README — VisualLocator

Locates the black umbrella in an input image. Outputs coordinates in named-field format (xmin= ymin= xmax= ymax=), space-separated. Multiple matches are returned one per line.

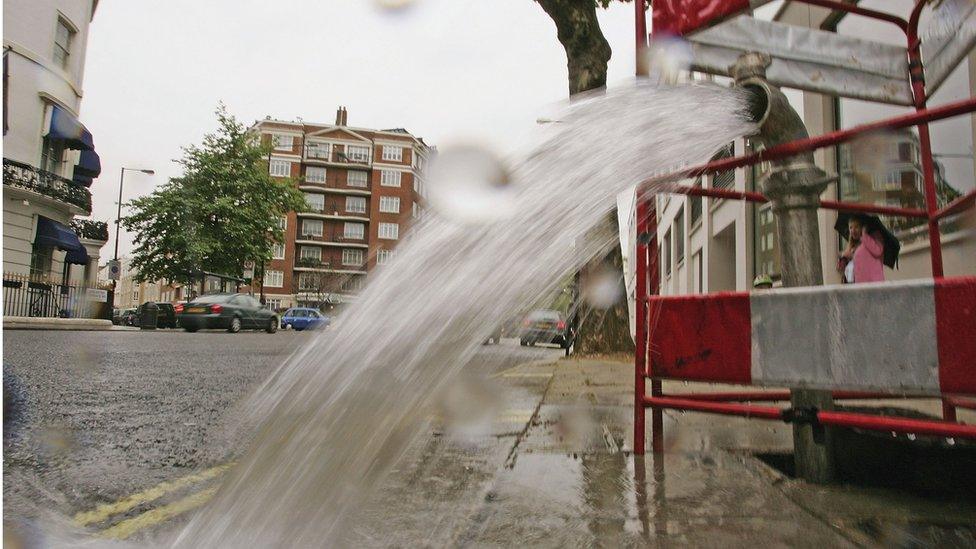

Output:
xmin=833 ymin=212 xmax=901 ymax=269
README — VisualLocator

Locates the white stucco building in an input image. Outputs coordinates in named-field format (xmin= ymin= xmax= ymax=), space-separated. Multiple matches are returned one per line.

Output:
xmin=645 ymin=1 xmax=975 ymax=300
xmin=3 ymin=0 xmax=106 ymax=299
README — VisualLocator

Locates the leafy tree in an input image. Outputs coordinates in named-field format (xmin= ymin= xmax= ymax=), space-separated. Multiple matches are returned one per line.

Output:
xmin=123 ymin=105 xmax=305 ymax=284
xmin=535 ymin=0 xmax=638 ymax=354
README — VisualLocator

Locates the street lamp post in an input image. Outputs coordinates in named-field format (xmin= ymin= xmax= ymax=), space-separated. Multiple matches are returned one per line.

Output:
xmin=113 ymin=167 xmax=154 ymax=298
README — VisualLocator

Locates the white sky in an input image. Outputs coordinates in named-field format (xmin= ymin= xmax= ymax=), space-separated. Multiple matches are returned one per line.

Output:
xmin=82 ymin=0 xmax=639 ymax=259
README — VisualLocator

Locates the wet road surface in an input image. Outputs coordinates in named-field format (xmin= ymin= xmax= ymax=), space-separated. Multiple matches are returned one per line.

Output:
xmin=5 ymin=330 xmax=975 ymax=546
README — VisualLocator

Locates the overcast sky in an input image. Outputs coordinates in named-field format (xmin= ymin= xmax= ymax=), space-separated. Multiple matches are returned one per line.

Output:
xmin=81 ymin=1 xmax=972 ymax=260
xmin=82 ymin=0 xmax=641 ymax=259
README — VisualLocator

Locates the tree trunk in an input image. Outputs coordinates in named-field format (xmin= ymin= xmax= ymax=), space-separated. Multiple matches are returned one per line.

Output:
xmin=536 ymin=0 xmax=632 ymax=355
xmin=536 ymin=0 xmax=612 ymax=95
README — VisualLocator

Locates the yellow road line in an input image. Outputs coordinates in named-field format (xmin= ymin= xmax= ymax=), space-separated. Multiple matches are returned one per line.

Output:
xmin=501 ymin=372 xmax=554 ymax=379
xmin=490 ymin=359 xmax=558 ymax=379
xmin=73 ymin=463 xmax=231 ymax=527
xmin=98 ymin=486 xmax=218 ymax=540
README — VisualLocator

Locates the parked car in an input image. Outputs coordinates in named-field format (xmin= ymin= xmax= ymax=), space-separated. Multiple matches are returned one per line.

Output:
xmin=133 ymin=302 xmax=179 ymax=329
xmin=483 ymin=326 xmax=503 ymax=345
xmin=117 ymin=308 xmax=138 ymax=326
xmin=519 ymin=309 xmax=571 ymax=349
xmin=177 ymin=293 xmax=278 ymax=333
xmin=280 ymin=307 xmax=330 ymax=331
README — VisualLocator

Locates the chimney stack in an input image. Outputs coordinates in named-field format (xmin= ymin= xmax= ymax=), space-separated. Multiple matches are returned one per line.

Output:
xmin=335 ymin=106 xmax=348 ymax=126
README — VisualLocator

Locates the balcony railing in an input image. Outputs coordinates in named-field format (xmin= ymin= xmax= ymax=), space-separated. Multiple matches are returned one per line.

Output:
xmin=305 ymin=149 xmax=371 ymax=166
xmin=3 ymin=158 xmax=92 ymax=213
xmin=70 ymin=219 xmax=109 ymax=241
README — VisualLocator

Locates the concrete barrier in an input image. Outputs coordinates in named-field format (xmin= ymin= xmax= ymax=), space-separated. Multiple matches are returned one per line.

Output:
xmin=4 ymin=317 xmax=114 ymax=331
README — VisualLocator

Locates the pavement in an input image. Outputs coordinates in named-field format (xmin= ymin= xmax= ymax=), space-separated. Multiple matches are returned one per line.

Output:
xmin=4 ymin=331 xmax=975 ymax=547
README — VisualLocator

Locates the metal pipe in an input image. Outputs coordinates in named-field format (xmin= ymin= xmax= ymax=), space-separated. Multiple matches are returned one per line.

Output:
xmin=634 ymin=195 xmax=649 ymax=455
xmin=675 ymin=390 xmax=928 ymax=402
xmin=635 ymin=0 xmax=647 ymax=75
xmin=638 ymin=97 xmax=976 ymax=188
xmin=646 ymin=396 xmax=976 ymax=439
xmin=671 ymin=185 xmax=930 ymax=219
xmin=792 ymin=0 xmax=909 ymax=34
xmin=933 ymin=189 xmax=976 ymax=221
xmin=644 ymin=396 xmax=785 ymax=420
xmin=816 ymin=409 xmax=976 ymax=439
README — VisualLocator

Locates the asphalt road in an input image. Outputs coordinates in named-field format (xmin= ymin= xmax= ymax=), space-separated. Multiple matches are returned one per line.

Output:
xmin=2 ymin=328 xmax=559 ymax=543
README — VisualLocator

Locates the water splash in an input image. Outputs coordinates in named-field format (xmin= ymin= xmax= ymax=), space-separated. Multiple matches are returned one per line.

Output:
xmin=172 ymin=82 xmax=755 ymax=547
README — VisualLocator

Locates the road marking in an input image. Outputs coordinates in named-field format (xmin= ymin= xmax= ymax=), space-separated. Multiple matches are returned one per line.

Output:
xmin=496 ymin=409 xmax=535 ymax=424
xmin=98 ymin=486 xmax=218 ymax=540
xmin=501 ymin=372 xmax=554 ymax=379
xmin=490 ymin=359 xmax=559 ymax=379
xmin=73 ymin=463 xmax=231 ymax=527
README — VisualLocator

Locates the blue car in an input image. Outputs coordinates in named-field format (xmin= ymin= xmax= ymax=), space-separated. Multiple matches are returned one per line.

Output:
xmin=281 ymin=307 xmax=330 ymax=331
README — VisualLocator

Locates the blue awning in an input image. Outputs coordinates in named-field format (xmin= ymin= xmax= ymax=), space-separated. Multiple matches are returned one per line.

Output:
xmin=72 ymin=173 xmax=94 ymax=187
xmin=74 ymin=149 xmax=101 ymax=178
xmin=35 ymin=216 xmax=89 ymax=265
xmin=47 ymin=105 xmax=94 ymax=151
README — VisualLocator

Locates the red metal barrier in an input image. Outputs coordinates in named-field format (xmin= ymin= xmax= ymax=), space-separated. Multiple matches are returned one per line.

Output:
xmin=634 ymin=0 xmax=976 ymax=454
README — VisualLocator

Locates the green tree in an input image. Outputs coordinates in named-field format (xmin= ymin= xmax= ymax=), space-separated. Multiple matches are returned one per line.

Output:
xmin=123 ymin=105 xmax=305 ymax=284
xmin=536 ymin=0 xmax=638 ymax=354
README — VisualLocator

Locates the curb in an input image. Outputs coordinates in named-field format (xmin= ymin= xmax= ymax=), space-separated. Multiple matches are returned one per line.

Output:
xmin=3 ymin=317 xmax=114 ymax=331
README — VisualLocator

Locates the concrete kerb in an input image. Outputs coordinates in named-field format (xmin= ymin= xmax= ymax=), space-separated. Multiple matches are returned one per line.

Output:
xmin=4 ymin=317 xmax=114 ymax=331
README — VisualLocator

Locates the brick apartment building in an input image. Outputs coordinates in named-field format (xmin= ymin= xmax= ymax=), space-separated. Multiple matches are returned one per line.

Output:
xmin=252 ymin=107 xmax=431 ymax=311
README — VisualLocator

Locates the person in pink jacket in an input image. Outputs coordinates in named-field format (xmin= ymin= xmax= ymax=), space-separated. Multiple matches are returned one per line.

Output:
xmin=838 ymin=216 xmax=885 ymax=283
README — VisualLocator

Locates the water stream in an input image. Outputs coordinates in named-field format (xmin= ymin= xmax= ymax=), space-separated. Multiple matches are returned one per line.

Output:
xmin=170 ymin=82 xmax=756 ymax=547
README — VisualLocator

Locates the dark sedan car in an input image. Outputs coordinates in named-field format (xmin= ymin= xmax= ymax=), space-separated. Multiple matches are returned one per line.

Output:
xmin=177 ymin=293 xmax=278 ymax=333
xmin=519 ymin=309 xmax=571 ymax=349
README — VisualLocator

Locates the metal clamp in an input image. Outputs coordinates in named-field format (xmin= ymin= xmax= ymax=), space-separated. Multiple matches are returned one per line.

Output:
xmin=782 ymin=406 xmax=826 ymax=444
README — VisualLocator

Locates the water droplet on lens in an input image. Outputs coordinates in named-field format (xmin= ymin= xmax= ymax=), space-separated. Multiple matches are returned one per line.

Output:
xmin=373 ymin=0 xmax=418 ymax=13
xmin=640 ymin=37 xmax=693 ymax=84
xmin=426 ymin=144 xmax=516 ymax=224
xmin=947 ymin=438 xmax=956 ymax=446
xmin=582 ymin=262 xmax=623 ymax=309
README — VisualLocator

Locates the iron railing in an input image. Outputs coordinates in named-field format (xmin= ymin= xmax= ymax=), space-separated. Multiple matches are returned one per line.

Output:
xmin=3 ymin=158 xmax=92 ymax=213
xmin=2 ymin=272 xmax=110 ymax=319
xmin=70 ymin=218 xmax=109 ymax=241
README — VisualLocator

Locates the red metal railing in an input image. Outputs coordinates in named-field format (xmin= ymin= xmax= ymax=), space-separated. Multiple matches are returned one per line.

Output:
xmin=633 ymin=0 xmax=976 ymax=454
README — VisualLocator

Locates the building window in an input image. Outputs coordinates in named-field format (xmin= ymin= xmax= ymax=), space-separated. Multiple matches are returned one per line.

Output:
xmin=379 ymin=196 xmax=400 ymax=213
xmin=414 ymin=154 xmax=425 ymax=171
xmin=380 ymin=170 xmax=401 ymax=187
xmin=344 ymin=222 xmax=365 ymax=240
xmin=298 ymin=273 xmax=319 ymax=291
xmin=342 ymin=249 xmax=364 ymax=266
xmin=273 ymin=134 xmax=294 ymax=151
xmin=378 ymin=222 xmax=399 ymax=240
xmin=872 ymin=171 xmax=901 ymax=191
xmin=382 ymin=146 xmax=403 ymax=161
xmin=412 ymin=202 xmax=418 ymax=218
xmin=302 ymin=219 xmax=323 ymax=237
xmin=300 ymin=246 xmax=321 ymax=261
xmin=347 ymin=171 xmax=368 ymax=187
xmin=663 ymin=229 xmax=672 ymax=277
xmin=271 ymin=242 xmax=285 ymax=259
xmin=306 ymin=167 xmax=326 ymax=183
xmin=29 ymin=242 xmax=53 ymax=277
xmin=40 ymin=134 xmax=65 ymax=174
xmin=277 ymin=216 xmax=288 ymax=230
xmin=270 ymin=159 xmax=291 ymax=177
xmin=346 ymin=196 xmax=366 ymax=214
xmin=345 ymin=145 xmax=370 ymax=162
xmin=266 ymin=298 xmax=282 ymax=311
xmin=377 ymin=249 xmax=394 ymax=265
xmin=675 ymin=210 xmax=684 ymax=264
xmin=53 ymin=18 xmax=74 ymax=69
xmin=304 ymin=192 xmax=324 ymax=212
xmin=264 ymin=270 xmax=283 ymax=288
xmin=307 ymin=142 xmax=329 ymax=159
xmin=341 ymin=276 xmax=365 ymax=293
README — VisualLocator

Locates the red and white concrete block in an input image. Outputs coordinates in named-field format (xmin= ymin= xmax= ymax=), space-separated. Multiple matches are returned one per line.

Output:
xmin=647 ymin=277 xmax=976 ymax=396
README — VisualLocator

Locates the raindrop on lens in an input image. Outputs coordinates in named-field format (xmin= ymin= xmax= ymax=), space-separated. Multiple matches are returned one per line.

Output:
xmin=426 ymin=144 xmax=516 ymax=224
xmin=639 ymin=37 xmax=693 ymax=83
xmin=947 ymin=438 xmax=956 ymax=446
xmin=372 ymin=0 xmax=418 ymax=14
xmin=583 ymin=262 xmax=623 ymax=309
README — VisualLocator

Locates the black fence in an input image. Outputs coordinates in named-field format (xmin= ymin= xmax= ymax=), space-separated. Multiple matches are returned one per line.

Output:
xmin=2 ymin=273 xmax=112 ymax=319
